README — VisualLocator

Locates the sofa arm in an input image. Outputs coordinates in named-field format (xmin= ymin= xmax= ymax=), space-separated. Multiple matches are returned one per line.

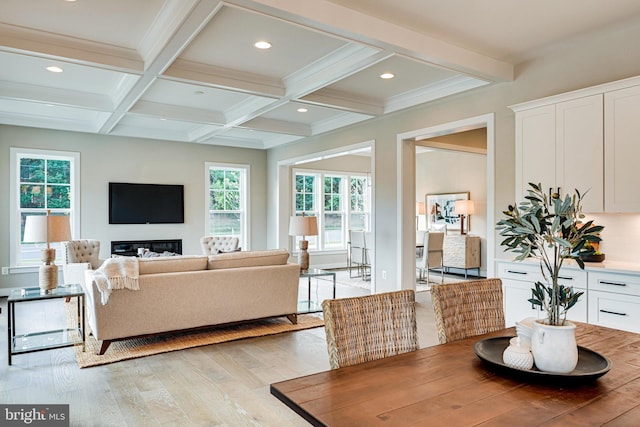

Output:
xmin=63 ymin=262 xmax=91 ymax=286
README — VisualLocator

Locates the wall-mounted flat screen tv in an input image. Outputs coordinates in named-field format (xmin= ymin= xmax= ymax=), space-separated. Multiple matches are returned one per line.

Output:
xmin=109 ymin=182 xmax=184 ymax=224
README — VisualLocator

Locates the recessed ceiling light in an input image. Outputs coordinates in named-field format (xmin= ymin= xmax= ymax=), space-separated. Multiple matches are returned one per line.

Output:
xmin=380 ymin=72 xmax=395 ymax=79
xmin=46 ymin=66 xmax=63 ymax=73
xmin=254 ymin=41 xmax=272 ymax=50
xmin=297 ymin=108 xmax=308 ymax=113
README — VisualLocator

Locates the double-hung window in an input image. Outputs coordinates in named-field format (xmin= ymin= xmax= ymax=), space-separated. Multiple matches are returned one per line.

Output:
xmin=205 ymin=163 xmax=249 ymax=249
xmin=293 ymin=169 xmax=370 ymax=252
xmin=10 ymin=148 xmax=79 ymax=268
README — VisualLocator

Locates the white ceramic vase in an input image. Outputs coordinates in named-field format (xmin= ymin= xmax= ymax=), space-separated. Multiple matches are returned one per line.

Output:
xmin=531 ymin=319 xmax=578 ymax=373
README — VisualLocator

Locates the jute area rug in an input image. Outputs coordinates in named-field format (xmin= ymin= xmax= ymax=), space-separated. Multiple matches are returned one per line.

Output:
xmin=66 ymin=299 xmax=324 ymax=368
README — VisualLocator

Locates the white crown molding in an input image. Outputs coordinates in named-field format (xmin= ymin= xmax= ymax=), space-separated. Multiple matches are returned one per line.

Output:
xmin=311 ymin=111 xmax=372 ymax=135
xmin=128 ymin=100 xmax=227 ymax=125
xmin=164 ymin=60 xmax=285 ymax=97
xmin=0 ymin=81 xmax=113 ymax=111
xmin=385 ymin=75 xmax=488 ymax=114
xmin=509 ymin=74 xmax=640 ymax=111
xmin=240 ymin=116 xmax=311 ymax=136
xmin=0 ymin=24 xmax=143 ymax=72
xmin=301 ymin=88 xmax=383 ymax=116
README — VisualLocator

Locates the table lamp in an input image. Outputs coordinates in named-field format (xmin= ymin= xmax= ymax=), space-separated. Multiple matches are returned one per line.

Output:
xmin=289 ymin=213 xmax=318 ymax=273
xmin=23 ymin=211 xmax=71 ymax=294
xmin=454 ymin=200 xmax=475 ymax=235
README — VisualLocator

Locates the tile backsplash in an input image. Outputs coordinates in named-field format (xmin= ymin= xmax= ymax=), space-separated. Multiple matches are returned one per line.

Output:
xmin=587 ymin=214 xmax=640 ymax=263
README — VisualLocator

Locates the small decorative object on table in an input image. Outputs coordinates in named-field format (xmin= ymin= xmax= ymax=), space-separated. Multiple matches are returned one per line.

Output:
xmin=497 ymin=183 xmax=604 ymax=373
xmin=502 ymin=337 xmax=534 ymax=370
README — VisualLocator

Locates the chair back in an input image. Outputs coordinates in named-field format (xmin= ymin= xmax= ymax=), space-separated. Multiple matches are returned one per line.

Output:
xmin=349 ymin=231 xmax=365 ymax=263
xmin=200 ymin=236 xmax=240 ymax=255
xmin=417 ymin=231 xmax=444 ymax=269
xmin=322 ymin=290 xmax=419 ymax=369
xmin=62 ymin=240 xmax=102 ymax=269
xmin=427 ymin=231 xmax=444 ymax=266
xmin=431 ymin=278 xmax=505 ymax=344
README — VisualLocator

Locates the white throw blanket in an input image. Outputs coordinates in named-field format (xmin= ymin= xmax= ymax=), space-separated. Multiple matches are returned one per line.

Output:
xmin=92 ymin=257 xmax=139 ymax=305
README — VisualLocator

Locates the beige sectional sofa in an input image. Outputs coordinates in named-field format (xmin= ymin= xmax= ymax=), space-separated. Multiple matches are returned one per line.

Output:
xmin=83 ymin=249 xmax=300 ymax=354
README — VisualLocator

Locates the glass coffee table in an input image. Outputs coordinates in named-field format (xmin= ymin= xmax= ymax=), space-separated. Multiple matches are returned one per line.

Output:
xmin=298 ymin=268 xmax=336 ymax=314
xmin=7 ymin=284 xmax=85 ymax=365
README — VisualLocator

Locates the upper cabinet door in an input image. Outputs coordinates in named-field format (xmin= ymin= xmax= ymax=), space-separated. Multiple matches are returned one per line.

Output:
xmin=605 ymin=85 xmax=640 ymax=212
xmin=556 ymin=94 xmax=604 ymax=213
xmin=515 ymin=105 xmax=555 ymax=203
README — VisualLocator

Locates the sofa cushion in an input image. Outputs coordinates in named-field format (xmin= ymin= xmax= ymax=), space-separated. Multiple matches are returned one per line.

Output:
xmin=208 ymin=249 xmax=290 ymax=270
xmin=138 ymin=255 xmax=208 ymax=275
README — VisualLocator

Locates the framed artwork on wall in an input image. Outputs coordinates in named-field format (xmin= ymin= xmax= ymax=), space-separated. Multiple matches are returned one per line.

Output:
xmin=426 ymin=192 xmax=470 ymax=232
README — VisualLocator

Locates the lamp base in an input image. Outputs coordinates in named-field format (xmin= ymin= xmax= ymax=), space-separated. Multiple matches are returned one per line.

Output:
xmin=298 ymin=240 xmax=310 ymax=273
xmin=39 ymin=248 xmax=58 ymax=294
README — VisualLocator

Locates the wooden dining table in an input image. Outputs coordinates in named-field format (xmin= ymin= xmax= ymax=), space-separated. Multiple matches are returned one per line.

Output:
xmin=270 ymin=323 xmax=640 ymax=426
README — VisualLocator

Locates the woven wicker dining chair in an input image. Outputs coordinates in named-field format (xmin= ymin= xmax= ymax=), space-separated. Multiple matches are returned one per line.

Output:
xmin=431 ymin=278 xmax=505 ymax=344
xmin=322 ymin=290 xmax=419 ymax=370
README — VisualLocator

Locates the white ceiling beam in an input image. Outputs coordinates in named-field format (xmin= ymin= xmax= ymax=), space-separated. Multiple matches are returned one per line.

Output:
xmin=239 ymin=116 xmax=311 ymax=136
xmin=283 ymin=43 xmax=389 ymax=98
xmin=129 ymin=100 xmax=227 ymax=125
xmin=301 ymin=89 xmax=383 ymax=116
xmin=0 ymin=24 xmax=143 ymax=72
xmin=99 ymin=0 xmax=226 ymax=134
xmin=0 ymin=81 xmax=113 ymax=111
xmin=230 ymin=0 xmax=513 ymax=82
xmin=164 ymin=60 xmax=285 ymax=97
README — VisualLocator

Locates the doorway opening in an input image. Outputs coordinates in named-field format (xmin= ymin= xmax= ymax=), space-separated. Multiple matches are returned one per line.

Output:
xmin=397 ymin=113 xmax=495 ymax=290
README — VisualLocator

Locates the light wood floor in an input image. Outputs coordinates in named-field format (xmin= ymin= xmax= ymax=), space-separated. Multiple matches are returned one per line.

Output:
xmin=0 ymin=276 xmax=441 ymax=426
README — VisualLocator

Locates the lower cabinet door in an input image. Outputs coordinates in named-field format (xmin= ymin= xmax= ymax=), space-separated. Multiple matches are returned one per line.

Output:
xmin=503 ymin=279 xmax=540 ymax=327
xmin=588 ymin=290 xmax=640 ymax=333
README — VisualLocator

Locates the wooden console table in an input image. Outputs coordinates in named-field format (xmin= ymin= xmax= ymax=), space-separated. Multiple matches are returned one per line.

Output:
xmin=443 ymin=234 xmax=480 ymax=278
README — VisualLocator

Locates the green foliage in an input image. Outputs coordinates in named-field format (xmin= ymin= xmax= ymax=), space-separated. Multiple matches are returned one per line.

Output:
xmin=497 ymin=183 xmax=603 ymax=325
xmin=19 ymin=158 xmax=71 ymax=209
xmin=210 ymin=169 xmax=241 ymax=211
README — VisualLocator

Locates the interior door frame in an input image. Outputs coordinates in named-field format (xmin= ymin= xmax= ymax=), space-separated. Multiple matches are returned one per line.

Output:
xmin=396 ymin=113 xmax=495 ymax=290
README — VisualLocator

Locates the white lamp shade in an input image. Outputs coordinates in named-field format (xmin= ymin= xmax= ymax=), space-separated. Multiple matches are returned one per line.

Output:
xmin=23 ymin=215 xmax=71 ymax=243
xmin=289 ymin=215 xmax=318 ymax=237
xmin=454 ymin=200 xmax=475 ymax=216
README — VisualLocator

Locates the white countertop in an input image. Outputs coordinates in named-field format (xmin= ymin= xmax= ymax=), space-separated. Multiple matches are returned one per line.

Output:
xmin=496 ymin=258 xmax=640 ymax=275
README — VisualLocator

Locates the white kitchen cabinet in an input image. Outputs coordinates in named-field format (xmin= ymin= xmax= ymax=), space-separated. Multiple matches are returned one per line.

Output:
xmin=588 ymin=271 xmax=640 ymax=333
xmin=514 ymin=95 xmax=603 ymax=212
xmin=604 ymin=84 xmax=640 ymax=212
xmin=497 ymin=261 xmax=588 ymax=327
xmin=515 ymin=105 xmax=555 ymax=203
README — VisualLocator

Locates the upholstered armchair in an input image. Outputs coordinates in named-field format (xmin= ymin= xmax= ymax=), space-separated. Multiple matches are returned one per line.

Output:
xmin=62 ymin=239 xmax=105 ymax=286
xmin=200 ymin=236 xmax=240 ymax=255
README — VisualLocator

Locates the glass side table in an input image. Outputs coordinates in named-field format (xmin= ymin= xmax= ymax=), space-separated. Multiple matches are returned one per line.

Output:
xmin=7 ymin=284 xmax=85 ymax=365
xmin=298 ymin=268 xmax=336 ymax=314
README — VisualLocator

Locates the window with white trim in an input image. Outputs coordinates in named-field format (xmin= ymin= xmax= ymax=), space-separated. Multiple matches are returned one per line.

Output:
xmin=293 ymin=169 xmax=370 ymax=251
xmin=205 ymin=163 xmax=249 ymax=250
xmin=10 ymin=148 xmax=79 ymax=268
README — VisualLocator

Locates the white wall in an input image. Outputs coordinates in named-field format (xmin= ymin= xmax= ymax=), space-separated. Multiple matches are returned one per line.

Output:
xmin=267 ymin=18 xmax=640 ymax=292
xmin=416 ymin=150 xmax=487 ymax=273
xmin=0 ymin=126 xmax=267 ymax=290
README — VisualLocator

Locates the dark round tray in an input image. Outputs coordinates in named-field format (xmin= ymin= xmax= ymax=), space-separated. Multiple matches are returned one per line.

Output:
xmin=474 ymin=336 xmax=611 ymax=385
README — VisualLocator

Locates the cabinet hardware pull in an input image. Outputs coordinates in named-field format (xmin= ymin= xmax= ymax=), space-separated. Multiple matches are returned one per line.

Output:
xmin=600 ymin=309 xmax=627 ymax=317
xmin=600 ymin=281 xmax=627 ymax=287
xmin=507 ymin=270 xmax=527 ymax=275
xmin=558 ymin=276 xmax=573 ymax=281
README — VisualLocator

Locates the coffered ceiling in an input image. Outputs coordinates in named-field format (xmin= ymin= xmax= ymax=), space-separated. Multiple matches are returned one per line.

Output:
xmin=1 ymin=0 xmax=639 ymax=149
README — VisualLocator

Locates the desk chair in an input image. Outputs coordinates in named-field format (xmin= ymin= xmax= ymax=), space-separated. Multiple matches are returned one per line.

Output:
xmin=431 ymin=278 xmax=505 ymax=344
xmin=322 ymin=290 xmax=419 ymax=369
